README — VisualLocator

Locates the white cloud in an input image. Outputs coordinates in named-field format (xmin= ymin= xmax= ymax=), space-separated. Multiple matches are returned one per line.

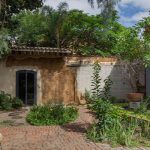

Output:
xmin=118 ymin=0 xmax=150 ymax=26
xmin=120 ymin=11 xmax=149 ymax=24
xmin=120 ymin=0 xmax=150 ymax=10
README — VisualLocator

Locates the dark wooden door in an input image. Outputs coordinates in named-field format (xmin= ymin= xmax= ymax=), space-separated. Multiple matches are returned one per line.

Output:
xmin=16 ymin=70 xmax=37 ymax=105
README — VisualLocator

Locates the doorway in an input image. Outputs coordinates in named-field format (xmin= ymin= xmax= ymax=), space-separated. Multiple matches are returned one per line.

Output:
xmin=16 ymin=70 xmax=37 ymax=105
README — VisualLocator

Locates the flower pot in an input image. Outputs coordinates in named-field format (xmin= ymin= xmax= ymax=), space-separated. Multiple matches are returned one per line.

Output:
xmin=127 ymin=93 xmax=144 ymax=102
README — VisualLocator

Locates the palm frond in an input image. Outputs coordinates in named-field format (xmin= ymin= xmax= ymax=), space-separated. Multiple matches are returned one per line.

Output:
xmin=57 ymin=2 xmax=68 ymax=12
xmin=41 ymin=5 xmax=54 ymax=16
xmin=88 ymin=0 xmax=120 ymax=22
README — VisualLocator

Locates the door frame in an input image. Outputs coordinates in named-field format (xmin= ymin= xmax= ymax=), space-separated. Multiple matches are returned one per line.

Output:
xmin=16 ymin=70 xmax=37 ymax=105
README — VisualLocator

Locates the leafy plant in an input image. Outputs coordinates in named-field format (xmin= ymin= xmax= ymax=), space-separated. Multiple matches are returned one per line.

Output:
xmin=91 ymin=62 xmax=102 ymax=98
xmin=87 ymin=98 xmax=150 ymax=147
xmin=85 ymin=89 xmax=93 ymax=104
xmin=90 ymin=62 xmax=113 ymax=101
xmin=12 ymin=97 xmax=23 ymax=109
xmin=11 ymin=5 xmax=130 ymax=56
xmin=26 ymin=104 xmax=79 ymax=125
xmin=0 ymin=28 xmax=10 ymax=56
xmin=0 ymin=91 xmax=12 ymax=110
xmin=0 ymin=91 xmax=23 ymax=110
xmin=88 ymin=60 xmax=147 ymax=146
xmin=103 ymin=76 xmax=113 ymax=100
xmin=87 ymin=66 xmax=150 ymax=147
xmin=135 ymin=97 xmax=150 ymax=114
xmin=0 ymin=0 xmax=44 ymax=28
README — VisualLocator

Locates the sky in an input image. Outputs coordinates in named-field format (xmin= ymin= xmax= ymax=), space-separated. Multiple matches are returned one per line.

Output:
xmin=45 ymin=0 xmax=150 ymax=27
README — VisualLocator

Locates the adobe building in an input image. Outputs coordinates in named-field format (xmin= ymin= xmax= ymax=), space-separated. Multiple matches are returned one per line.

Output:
xmin=0 ymin=46 xmax=146 ymax=105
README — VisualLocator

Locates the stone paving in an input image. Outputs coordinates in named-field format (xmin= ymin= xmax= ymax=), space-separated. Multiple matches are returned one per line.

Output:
xmin=0 ymin=107 xmax=29 ymax=127
xmin=0 ymin=106 xmax=150 ymax=150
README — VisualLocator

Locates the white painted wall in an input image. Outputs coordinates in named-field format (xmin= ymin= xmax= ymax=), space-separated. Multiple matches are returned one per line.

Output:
xmin=76 ymin=62 xmax=133 ymax=100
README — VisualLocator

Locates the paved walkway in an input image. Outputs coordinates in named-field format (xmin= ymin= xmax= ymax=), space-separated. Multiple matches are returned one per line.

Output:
xmin=0 ymin=107 xmax=29 ymax=127
xmin=0 ymin=106 xmax=150 ymax=150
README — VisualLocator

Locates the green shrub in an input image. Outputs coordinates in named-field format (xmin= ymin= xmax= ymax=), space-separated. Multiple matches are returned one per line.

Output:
xmin=135 ymin=97 xmax=150 ymax=114
xmin=12 ymin=97 xmax=23 ymax=109
xmin=0 ymin=91 xmax=23 ymax=110
xmin=87 ymin=60 xmax=150 ymax=147
xmin=103 ymin=76 xmax=113 ymax=100
xmin=91 ymin=62 xmax=102 ymax=98
xmin=0 ymin=91 xmax=12 ymax=110
xmin=87 ymin=99 xmax=150 ymax=147
xmin=90 ymin=62 xmax=113 ymax=102
xmin=26 ymin=104 xmax=79 ymax=125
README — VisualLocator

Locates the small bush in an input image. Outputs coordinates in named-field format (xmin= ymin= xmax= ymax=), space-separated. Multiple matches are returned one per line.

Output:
xmin=12 ymin=97 xmax=23 ymax=109
xmin=26 ymin=104 xmax=79 ymax=125
xmin=0 ymin=91 xmax=23 ymax=110
xmin=0 ymin=91 xmax=12 ymax=110
xmin=87 ymin=98 xmax=150 ymax=147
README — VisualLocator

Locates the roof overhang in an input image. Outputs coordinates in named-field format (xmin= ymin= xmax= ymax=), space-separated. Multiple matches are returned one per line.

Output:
xmin=11 ymin=46 xmax=71 ymax=57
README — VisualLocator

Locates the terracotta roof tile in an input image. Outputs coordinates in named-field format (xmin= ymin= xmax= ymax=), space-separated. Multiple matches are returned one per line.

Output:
xmin=11 ymin=46 xmax=71 ymax=54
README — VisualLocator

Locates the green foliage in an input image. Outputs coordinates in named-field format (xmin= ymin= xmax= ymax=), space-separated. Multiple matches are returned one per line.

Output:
xmin=84 ymin=89 xmax=92 ymax=104
xmin=91 ymin=62 xmax=102 ymax=98
xmin=103 ymin=76 xmax=113 ymax=100
xmin=0 ymin=28 xmax=10 ymax=56
xmin=0 ymin=91 xmax=23 ymax=111
xmin=3 ymin=1 xmax=149 ymax=62
xmin=12 ymin=3 xmax=68 ymax=47
xmin=87 ymin=99 xmax=150 ymax=147
xmin=135 ymin=17 xmax=150 ymax=67
xmin=12 ymin=9 xmax=49 ymax=46
xmin=87 ymin=66 xmax=150 ymax=146
xmin=0 ymin=0 xmax=44 ymax=28
xmin=26 ymin=104 xmax=79 ymax=125
xmin=0 ymin=91 xmax=12 ymax=110
xmin=12 ymin=6 xmax=128 ymax=56
xmin=91 ymin=62 xmax=113 ymax=101
xmin=112 ymin=27 xmax=143 ymax=61
xmin=12 ymin=97 xmax=23 ymax=109
xmin=61 ymin=10 xmax=124 ymax=54
xmin=135 ymin=97 xmax=150 ymax=114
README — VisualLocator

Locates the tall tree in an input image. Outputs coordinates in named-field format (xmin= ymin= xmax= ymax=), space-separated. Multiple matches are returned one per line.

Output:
xmin=55 ymin=2 xmax=68 ymax=48
xmin=0 ymin=0 xmax=44 ymax=28
xmin=88 ymin=0 xmax=120 ymax=21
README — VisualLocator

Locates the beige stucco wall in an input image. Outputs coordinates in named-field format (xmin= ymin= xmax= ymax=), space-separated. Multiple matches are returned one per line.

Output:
xmin=0 ymin=58 xmax=42 ymax=104
xmin=0 ymin=56 xmax=76 ymax=105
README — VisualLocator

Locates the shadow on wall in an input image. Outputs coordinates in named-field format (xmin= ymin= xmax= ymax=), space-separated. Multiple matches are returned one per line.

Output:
xmin=75 ymin=61 xmax=145 ymax=103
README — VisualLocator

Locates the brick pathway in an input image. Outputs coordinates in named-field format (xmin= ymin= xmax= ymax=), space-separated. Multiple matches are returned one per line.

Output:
xmin=0 ymin=106 xmax=150 ymax=150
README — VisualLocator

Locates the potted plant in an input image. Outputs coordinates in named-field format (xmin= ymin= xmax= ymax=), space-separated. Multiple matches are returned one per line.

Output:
xmin=127 ymin=92 xmax=144 ymax=102
xmin=122 ymin=61 xmax=145 ymax=102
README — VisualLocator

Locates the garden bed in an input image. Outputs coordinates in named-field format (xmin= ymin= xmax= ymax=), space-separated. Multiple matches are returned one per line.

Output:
xmin=26 ymin=104 xmax=79 ymax=126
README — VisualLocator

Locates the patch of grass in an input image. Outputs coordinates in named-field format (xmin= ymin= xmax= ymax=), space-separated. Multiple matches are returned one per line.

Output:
xmin=26 ymin=104 xmax=79 ymax=126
